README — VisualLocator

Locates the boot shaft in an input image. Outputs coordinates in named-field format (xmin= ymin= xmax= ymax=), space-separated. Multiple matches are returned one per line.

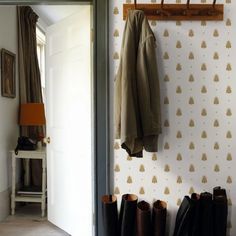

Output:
xmin=119 ymin=194 xmax=138 ymax=236
xmin=213 ymin=187 xmax=228 ymax=236
xmin=190 ymin=193 xmax=200 ymax=236
xmin=153 ymin=200 xmax=167 ymax=236
xmin=199 ymin=192 xmax=213 ymax=236
xmin=173 ymin=196 xmax=196 ymax=236
xmin=102 ymin=195 xmax=119 ymax=236
xmin=136 ymin=201 xmax=152 ymax=236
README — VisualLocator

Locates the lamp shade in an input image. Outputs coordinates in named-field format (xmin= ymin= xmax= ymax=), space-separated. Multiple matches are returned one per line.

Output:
xmin=19 ymin=103 xmax=46 ymax=126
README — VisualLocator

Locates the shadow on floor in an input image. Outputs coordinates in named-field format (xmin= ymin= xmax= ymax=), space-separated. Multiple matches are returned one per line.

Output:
xmin=0 ymin=203 xmax=70 ymax=236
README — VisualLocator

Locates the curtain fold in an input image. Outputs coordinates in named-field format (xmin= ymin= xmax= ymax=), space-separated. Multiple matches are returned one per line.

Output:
xmin=17 ymin=6 xmax=45 ymax=187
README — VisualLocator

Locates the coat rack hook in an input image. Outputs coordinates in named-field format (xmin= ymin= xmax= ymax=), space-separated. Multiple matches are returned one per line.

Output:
xmin=134 ymin=0 xmax=137 ymax=9
xmin=187 ymin=0 xmax=191 ymax=9
xmin=161 ymin=0 xmax=165 ymax=9
xmin=213 ymin=0 xmax=217 ymax=8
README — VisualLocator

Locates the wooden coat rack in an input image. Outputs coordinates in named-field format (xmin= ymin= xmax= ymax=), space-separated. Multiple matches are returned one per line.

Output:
xmin=123 ymin=0 xmax=224 ymax=21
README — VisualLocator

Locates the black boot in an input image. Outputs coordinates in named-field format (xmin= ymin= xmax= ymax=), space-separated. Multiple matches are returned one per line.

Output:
xmin=213 ymin=187 xmax=228 ymax=236
xmin=136 ymin=201 xmax=152 ymax=236
xmin=152 ymin=200 xmax=167 ymax=236
xmin=190 ymin=193 xmax=200 ymax=236
xmin=119 ymin=194 xmax=138 ymax=236
xmin=199 ymin=192 xmax=213 ymax=236
xmin=102 ymin=195 xmax=118 ymax=236
xmin=173 ymin=196 xmax=195 ymax=236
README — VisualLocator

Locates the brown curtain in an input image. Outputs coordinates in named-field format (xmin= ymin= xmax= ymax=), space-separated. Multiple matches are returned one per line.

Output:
xmin=17 ymin=6 xmax=45 ymax=187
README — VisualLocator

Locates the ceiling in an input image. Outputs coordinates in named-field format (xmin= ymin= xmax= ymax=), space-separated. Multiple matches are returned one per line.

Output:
xmin=31 ymin=5 xmax=81 ymax=26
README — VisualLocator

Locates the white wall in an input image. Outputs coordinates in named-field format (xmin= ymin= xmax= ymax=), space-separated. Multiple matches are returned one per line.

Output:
xmin=0 ymin=6 xmax=19 ymax=221
xmin=111 ymin=0 xmax=236 ymax=235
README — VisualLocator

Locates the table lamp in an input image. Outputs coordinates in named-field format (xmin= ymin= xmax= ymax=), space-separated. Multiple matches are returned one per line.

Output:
xmin=19 ymin=103 xmax=46 ymax=126
xmin=19 ymin=103 xmax=46 ymax=142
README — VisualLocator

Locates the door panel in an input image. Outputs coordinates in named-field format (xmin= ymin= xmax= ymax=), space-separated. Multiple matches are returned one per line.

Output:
xmin=46 ymin=6 xmax=92 ymax=236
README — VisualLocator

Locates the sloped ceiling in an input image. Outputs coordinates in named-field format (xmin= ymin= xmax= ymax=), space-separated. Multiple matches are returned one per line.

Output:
xmin=31 ymin=5 xmax=81 ymax=26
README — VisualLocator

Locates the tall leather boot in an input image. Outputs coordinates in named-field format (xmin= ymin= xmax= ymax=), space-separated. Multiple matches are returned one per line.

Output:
xmin=101 ymin=195 xmax=118 ymax=236
xmin=173 ymin=196 xmax=195 ymax=236
xmin=136 ymin=201 xmax=152 ymax=236
xmin=152 ymin=200 xmax=167 ymax=236
xmin=199 ymin=192 xmax=213 ymax=236
xmin=213 ymin=187 xmax=228 ymax=236
xmin=119 ymin=194 xmax=138 ymax=236
xmin=190 ymin=193 xmax=200 ymax=236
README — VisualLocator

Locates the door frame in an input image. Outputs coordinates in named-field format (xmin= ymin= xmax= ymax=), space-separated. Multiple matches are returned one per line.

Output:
xmin=0 ymin=1 xmax=109 ymax=236
xmin=93 ymin=0 xmax=109 ymax=235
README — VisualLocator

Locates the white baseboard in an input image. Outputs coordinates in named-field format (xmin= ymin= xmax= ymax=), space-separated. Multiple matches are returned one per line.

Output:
xmin=0 ymin=188 xmax=10 ymax=222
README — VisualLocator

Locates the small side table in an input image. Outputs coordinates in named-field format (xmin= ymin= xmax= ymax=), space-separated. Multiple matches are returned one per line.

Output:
xmin=10 ymin=148 xmax=47 ymax=217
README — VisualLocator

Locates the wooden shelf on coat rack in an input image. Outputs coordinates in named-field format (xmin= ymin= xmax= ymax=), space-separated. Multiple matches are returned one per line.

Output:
xmin=123 ymin=0 xmax=224 ymax=21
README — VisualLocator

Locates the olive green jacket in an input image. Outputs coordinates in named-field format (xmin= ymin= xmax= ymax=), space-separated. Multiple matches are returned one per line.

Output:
xmin=114 ymin=10 xmax=161 ymax=157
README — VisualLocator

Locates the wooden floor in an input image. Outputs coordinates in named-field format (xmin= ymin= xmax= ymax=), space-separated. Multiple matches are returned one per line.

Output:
xmin=0 ymin=204 xmax=70 ymax=236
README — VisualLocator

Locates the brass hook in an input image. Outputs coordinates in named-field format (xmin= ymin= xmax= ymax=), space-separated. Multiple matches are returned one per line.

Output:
xmin=187 ymin=0 xmax=191 ymax=9
xmin=161 ymin=0 xmax=164 ymax=9
xmin=207 ymin=0 xmax=218 ymax=15
xmin=183 ymin=0 xmax=191 ymax=16
xmin=157 ymin=0 xmax=171 ymax=17
xmin=213 ymin=0 xmax=216 ymax=8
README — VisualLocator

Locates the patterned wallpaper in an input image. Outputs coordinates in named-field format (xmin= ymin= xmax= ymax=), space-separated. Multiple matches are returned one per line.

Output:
xmin=110 ymin=0 xmax=236 ymax=235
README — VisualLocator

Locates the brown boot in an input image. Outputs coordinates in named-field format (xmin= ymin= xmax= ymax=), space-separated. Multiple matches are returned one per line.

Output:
xmin=136 ymin=201 xmax=152 ymax=236
xmin=101 ymin=195 xmax=118 ymax=236
xmin=153 ymin=200 xmax=167 ymax=236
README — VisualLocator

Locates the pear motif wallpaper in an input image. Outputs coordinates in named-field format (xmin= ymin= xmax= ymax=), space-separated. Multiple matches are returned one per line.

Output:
xmin=110 ymin=0 xmax=236 ymax=235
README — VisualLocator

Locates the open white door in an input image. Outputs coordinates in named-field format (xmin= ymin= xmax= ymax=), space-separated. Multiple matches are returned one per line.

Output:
xmin=46 ymin=6 xmax=92 ymax=236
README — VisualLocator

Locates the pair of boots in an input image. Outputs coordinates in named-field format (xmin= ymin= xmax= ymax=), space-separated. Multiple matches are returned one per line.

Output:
xmin=101 ymin=194 xmax=137 ymax=236
xmin=173 ymin=186 xmax=228 ymax=236
xmin=102 ymin=194 xmax=167 ymax=236
xmin=136 ymin=199 xmax=167 ymax=236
